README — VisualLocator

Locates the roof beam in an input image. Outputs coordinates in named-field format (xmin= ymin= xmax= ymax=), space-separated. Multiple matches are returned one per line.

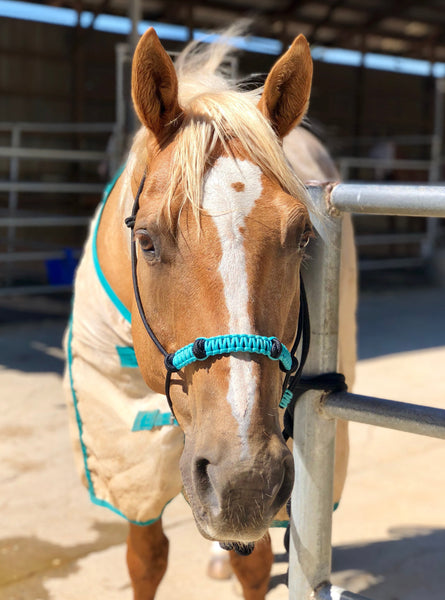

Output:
xmin=306 ymin=0 xmax=345 ymax=44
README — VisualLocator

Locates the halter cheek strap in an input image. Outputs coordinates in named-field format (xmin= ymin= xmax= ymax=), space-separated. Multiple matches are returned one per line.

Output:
xmin=124 ymin=172 xmax=310 ymax=417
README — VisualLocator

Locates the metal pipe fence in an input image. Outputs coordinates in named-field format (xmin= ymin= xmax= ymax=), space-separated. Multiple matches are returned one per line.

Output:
xmin=337 ymin=156 xmax=433 ymax=179
xmin=288 ymin=183 xmax=445 ymax=600
xmin=0 ymin=121 xmax=114 ymax=293
xmin=336 ymin=147 xmax=445 ymax=269
xmin=1 ymin=117 xmax=443 ymax=293
xmin=329 ymin=182 xmax=445 ymax=217
xmin=322 ymin=392 xmax=445 ymax=440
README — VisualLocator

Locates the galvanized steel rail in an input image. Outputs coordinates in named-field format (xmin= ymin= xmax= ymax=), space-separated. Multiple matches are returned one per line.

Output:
xmin=322 ymin=392 xmax=445 ymax=440
xmin=329 ymin=182 xmax=445 ymax=217
xmin=289 ymin=183 xmax=445 ymax=600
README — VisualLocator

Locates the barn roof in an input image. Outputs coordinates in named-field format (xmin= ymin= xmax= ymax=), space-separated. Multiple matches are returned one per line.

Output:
xmin=25 ymin=0 xmax=445 ymax=63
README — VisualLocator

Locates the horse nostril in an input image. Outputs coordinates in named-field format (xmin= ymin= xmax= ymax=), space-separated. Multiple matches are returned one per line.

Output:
xmin=194 ymin=458 xmax=221 ymax=515
xmin=195 ymin=458 xmax=211 ymax=491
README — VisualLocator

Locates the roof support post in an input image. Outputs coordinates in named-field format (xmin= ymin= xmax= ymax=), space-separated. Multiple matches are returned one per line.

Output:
xmin=129 ymin=0 xmax=142 ymax=56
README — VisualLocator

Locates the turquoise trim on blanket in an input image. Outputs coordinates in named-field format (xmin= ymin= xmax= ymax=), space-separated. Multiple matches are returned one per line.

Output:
xmin=132 ymin=410 xmax=178 ymax=431
xmin=116 ymin=345 xmax=139 ymax=368
xmin=92 ymin=165 xmax=132 ymax=324
xmin=271 ymin=520 xmax=289 ymax=528
xmin=67 ymin=168 xmax=180 ymax=526
xmin=67 ymin=316 xmax=172 ymax=526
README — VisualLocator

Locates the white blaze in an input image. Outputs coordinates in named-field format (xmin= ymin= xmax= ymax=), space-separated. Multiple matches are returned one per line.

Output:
xmin=202 ymin=157 xmax=262 ymax=457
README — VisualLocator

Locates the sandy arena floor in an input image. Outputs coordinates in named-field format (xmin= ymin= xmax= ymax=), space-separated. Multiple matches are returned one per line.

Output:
xmin=1 ymin=286 xmax=444 ymax=600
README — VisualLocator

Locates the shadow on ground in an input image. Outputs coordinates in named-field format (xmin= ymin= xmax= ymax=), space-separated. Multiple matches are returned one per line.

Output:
xmin=0 ymin=521 xmax=128 ymax=600
xmin=269 ymin=526 xmax=445 ymax=598
xmin=331 ymin=526 xmax=445 ymax=599
xmin=0 ymin=319 xmax=66 ymax=374
xmin=358 ymin=287 xmax=445 ymax=359
xmin=0 ymin=293 xmax=71 ymax=373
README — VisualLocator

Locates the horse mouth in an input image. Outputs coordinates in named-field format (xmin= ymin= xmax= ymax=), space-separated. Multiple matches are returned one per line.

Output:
xmin=182 ymin=452 xmax=294 ymax=544
xmin=192 ymin=506 xmax=272 ymax=544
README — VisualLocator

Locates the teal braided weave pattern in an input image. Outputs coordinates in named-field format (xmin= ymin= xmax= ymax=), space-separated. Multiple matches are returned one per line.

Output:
xmin=171 ymin=334 xmax=292 ymax=371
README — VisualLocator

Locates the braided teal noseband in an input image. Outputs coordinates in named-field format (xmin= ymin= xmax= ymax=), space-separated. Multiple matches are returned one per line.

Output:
xmin=165 ymin=334 xmax=292 ymax=372
xmin=125 ymin=172 xmax=309 ymax=415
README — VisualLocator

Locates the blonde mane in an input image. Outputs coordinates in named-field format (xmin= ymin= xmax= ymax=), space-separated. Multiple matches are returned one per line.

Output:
xmin=129 ymin=28 xmax=313 ymax=227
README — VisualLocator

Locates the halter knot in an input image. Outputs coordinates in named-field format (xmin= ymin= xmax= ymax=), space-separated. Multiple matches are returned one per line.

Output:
xmin=192 ymin=338 xmax=207 ymax=359
xmin=164 ymin=353 xmax=180 ymax=373
xmin=124 ymin=215 xmax=136 ymax=229
xmin=270 ymin=338 xmax=282 ymax=359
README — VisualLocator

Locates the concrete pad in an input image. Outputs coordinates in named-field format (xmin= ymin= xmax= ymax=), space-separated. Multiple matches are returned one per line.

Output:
xmin=331 ymin=344 xmax=445 ymax=599
xmin=1 ymin=287 xmax=445 ymax=599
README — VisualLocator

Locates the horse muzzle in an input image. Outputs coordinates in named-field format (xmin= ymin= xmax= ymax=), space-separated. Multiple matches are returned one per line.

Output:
xmin=180 ymin=435 xmax=294 ymax=543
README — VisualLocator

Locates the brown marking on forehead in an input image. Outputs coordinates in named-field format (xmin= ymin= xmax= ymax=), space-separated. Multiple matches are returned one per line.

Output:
xmin=231 ymin=181 xmax=245 ymax=192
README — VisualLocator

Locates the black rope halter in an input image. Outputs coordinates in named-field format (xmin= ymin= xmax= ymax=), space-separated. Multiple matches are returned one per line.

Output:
xmin=124 ymin=171 xmax=312 ymax=421
xmin=124 ymin=172 xmax=346 ymax=558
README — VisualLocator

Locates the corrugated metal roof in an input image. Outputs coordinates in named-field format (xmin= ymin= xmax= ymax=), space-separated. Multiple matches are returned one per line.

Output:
xmin=26 ymin=0 xmax=445 ymax=62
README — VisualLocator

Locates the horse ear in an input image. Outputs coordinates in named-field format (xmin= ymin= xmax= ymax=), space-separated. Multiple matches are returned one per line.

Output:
xmin=258 ymin=34 xmax=313 ymax=138
xmin=132 ymin=28 xmax=182 ymax=135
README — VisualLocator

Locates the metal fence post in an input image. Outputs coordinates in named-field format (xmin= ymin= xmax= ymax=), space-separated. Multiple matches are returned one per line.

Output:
xmin=288 ymin=182 xmax=445 ymax=600
xmin=288 ymin=185 xmax=343 ymax=598
xmin=423 ymin=76 xmax=445 ymax=260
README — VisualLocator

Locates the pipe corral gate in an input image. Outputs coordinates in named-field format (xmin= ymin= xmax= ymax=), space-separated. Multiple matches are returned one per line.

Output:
xmin=289 ymin=182 xmax=445 ymax=600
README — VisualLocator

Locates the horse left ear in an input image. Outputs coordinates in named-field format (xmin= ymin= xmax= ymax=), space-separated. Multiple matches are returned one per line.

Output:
xmin=132 ymin=28 xmax=182 ymax=136
xmin=258 ymin=34 xmax=313 ymax=138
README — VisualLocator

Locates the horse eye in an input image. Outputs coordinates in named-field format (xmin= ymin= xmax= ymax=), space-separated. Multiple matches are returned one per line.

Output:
xmin=299 ymin=230 xmax=313 ymax=251
xmin=135 ymin=230 xmax=156 ymax=257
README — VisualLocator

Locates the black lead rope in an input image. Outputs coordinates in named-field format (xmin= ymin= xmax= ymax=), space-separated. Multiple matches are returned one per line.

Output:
xmin=280 ymin=278 xmax=347 ymax=562
xmin=282 ymin=368 xmax=348 ymax=563
xmin=280 ymin=275 xmax=311 ymax=411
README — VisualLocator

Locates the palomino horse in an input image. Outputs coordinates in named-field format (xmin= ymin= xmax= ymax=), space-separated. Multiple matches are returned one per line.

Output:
xmin=65 ymin=27 xmax=356 ymax=599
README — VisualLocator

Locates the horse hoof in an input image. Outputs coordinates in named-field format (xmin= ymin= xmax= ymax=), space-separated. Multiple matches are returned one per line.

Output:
xmin=207 ymin=555 xmax=233 ymax=580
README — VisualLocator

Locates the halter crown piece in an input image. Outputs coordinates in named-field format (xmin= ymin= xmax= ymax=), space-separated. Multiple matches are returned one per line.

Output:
xmin=124 ymin=171 xmax=311 ymax=414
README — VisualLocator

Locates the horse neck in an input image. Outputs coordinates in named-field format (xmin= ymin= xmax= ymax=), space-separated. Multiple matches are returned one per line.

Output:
xmin=284 ymin=127 xmax=340 ymax=182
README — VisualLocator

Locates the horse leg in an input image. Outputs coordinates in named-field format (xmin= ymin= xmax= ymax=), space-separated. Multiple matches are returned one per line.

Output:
xmin=229 ymin=533 xmax=274 ymax=600
xmin=126 ymin=520 xmax=168 ymax=600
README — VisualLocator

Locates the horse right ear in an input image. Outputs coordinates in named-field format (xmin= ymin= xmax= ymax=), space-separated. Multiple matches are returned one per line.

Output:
xmin=258 ymin=34 xmax=313 ymax=138
xmin=132 ymin=28 xmax=182 ymax=136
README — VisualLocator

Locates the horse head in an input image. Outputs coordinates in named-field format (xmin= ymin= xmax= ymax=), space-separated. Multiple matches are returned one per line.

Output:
xmin=129 ymin=28 xmax=313 ymax=545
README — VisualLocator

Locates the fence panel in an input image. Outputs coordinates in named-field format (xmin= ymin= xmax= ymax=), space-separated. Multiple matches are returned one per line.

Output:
xmin=288 ymin=183 xmax=445 ymax=600
xmin=0 ymin=122 xmax=114 ymax=294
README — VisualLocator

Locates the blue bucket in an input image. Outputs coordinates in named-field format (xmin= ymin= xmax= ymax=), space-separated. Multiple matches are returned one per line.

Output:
xmin=45 ymin=249 xmax=78 ymax=286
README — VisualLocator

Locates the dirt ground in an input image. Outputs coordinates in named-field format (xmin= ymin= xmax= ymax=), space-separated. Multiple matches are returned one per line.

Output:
xmin=1 ymin=285 xmax=445 ymax=600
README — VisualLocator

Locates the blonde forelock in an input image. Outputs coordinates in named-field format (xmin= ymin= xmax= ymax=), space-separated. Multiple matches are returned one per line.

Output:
xmin=128 ymin=29 xmax=312 ymax=231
